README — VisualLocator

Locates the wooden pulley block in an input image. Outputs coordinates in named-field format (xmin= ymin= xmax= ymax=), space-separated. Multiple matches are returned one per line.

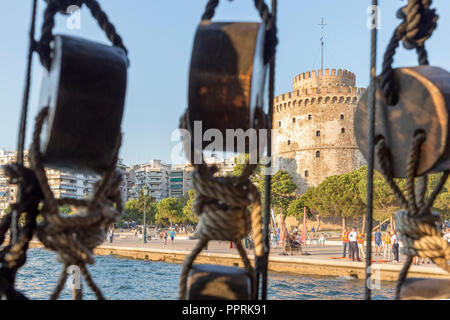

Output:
xmin=399 ymin=278 xmax=450 ymax=300
xmin=355 ymin=66 xmax=450 ymax=177
xmin=188 ymin=21 xmax=268 ymax=152
xmin=38 ymin=35 xmax=128 ymax=173
xmin=186 ymin=264 xmax=252 ymax=300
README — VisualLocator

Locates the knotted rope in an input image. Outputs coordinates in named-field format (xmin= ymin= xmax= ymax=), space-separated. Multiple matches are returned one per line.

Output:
xmin=380 ymin=0 xmax=438 ymax=105
xmin=375 ymin=132 xmax=449 ymax=300
xmin=0 ymin=164 xmax=43 ymax=300
xmin=178 ymin=105 xmax=266 ymax=299
xmin=29 ymin=107 xmax=123 ymax=300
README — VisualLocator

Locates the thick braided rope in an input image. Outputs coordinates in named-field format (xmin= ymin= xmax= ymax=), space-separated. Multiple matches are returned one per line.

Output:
xmin=37 ymin=0 xmax=128 ymax=70
xmin=178 ymin=169 xmax=262 ymax=299
xmin=396 ymin=210 xmax=449 ymax=271
xmin=399 ymin=0 xmax=438 ymax=50
xmin=178 ymin=106 xmax=265 ymax=300
xmin=30 ymin=108 xmax=122 ymax=300
xmin=380 ymin=0 xmax=437 ymax=105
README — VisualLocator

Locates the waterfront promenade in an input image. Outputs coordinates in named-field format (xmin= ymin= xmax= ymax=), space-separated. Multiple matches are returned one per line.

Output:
xmin=86 ymin=232 xmax=449 ymax=281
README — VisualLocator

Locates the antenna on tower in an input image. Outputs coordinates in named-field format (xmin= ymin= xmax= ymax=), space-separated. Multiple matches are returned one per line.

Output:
xmin=318 ymin=17 xmax=327 ymax=72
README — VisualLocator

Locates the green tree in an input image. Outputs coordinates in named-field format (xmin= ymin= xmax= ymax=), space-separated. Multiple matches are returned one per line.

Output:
xmin=122 ymin=190 xmax=156 ymax=225
xmin=156 ymin=197 xmax=182 ymax=226
xmin=287 ymin=197 xmax=312 ymax=218
xmin=182 ymin=189 xmax=197 ymax=224
xmin=270 ymin=170 xmax=298 ymax=214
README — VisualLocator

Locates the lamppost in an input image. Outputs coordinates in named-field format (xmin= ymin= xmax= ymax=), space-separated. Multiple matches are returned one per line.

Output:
xmin=143 ymin=188 xmax=148 ymax=243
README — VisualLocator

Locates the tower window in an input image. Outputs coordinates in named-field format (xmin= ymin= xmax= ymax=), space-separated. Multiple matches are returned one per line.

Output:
xmin=308 ymin=114 xmax=312 ymax=120
xmin=292 ymin=117 xmax=296 ymax=123
xmin=287 ymin=140 xmax=291 ymax=145
xmin=316 ymin=151 xmax=320 ymax=158
xmin=278 ymin=121 xmax=281 ymax=127
xmin=305 ymin=171 xmax=309 ymax=177
xmin=341 ymin=128 xmax=345 ymax=134
xmin=340 ymin=114 xmax=344 ymax=120
xmin=316 ymin=131 xmax=320 ymax=137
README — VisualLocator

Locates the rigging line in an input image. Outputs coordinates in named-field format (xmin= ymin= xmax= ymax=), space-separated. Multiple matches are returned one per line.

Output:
xmin=261 ymin=0 xmax=277 ymax=301
xmin=365 ymin=0 xmax=378 ymax=301
xmin=12 ymin=0 xmax=38 ymax=244
xmin=311 ymin=44 xmax=321 ymax=72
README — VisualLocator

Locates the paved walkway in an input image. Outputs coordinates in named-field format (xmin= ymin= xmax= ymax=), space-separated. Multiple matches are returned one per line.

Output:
xmin=103 ymin=232 xmax=437 ymax=268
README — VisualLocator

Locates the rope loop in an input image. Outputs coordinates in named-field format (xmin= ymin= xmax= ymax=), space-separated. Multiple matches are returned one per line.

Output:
xmin=29 ymin=107 xmax=122 ymax=300
xmin=375 ymin=129 xmax=449 ymax=299
xmin=37 ymin=0 xmax=129 ymax=70
xmin=380 ymin=0 xmax=438 ymax=105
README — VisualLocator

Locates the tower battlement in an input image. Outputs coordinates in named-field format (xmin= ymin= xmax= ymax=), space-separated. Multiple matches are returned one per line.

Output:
xmin=293 ymin=68 xmax=356 ymax=90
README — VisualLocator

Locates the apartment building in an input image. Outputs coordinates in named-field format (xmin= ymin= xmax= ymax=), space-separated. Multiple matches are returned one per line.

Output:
xmin=133 ymin=160 xmax=170 ymax=202
xmin=169 ymin=164 xmax=195 ymax=198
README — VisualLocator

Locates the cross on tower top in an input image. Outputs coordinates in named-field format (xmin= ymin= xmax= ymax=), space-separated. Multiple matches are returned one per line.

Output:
xmin=318 ymin=17 xmax=327 ymax=71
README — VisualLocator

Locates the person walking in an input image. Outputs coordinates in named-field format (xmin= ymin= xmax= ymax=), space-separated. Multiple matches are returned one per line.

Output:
xmin=383 ymin=231 xmax=392 ymax=261
xmin=108 ymin=228 xmax=114 ymax=243
xmin=341 ymin=228 xmax=350 ymax=258
xmin=170 ymin=229 xmax=175 ymax=244
xmin=357 ymin=230 xmax=365 ymax=259
xmin=164 ymin=230 xmax=168 ymax=245
xmin=349 ymin=227 xmax=360 ymax=261
xmin=391 ymin=231 xmax=399 ymax=262
xmin=374 ymin=229 xmax=382 ymax=256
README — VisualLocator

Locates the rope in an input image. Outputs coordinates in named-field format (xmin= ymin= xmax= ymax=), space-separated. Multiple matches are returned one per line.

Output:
xmin=37 ymin=0 xmax=128 ymax=70
xmin=0 ymin=161 xmax=43 ymax=299
xmin=29 ymin=107 xmax=123 ymax=300
xmin=375 ymin=131 xmax=449 ymax=300
xmin=380 ymin=0 xmax=438 ymax=105
xmin=178 ymin=107 xmax=267 ymax=301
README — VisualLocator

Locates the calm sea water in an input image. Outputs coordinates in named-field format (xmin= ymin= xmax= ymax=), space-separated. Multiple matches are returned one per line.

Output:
xmin=15 ymin=248 xmax=395 ymax=300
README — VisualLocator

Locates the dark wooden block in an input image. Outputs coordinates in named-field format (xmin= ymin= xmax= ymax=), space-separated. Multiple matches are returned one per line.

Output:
xmin=186 ymin=264 xmax=252 ymax=300
xmin=355 ymin=66 xmax=450 ymax=178
xmin=38 ymin=35 xmax=128 ymax=174
xmin=400 ymin=277 xmax=450 ymax=300
xmin=188 ymin=21 xmax=267 ymax=152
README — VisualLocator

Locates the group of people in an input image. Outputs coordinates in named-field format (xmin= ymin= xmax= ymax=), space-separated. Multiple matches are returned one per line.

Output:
xmin=341 ymin=227 xmax=368 ymax=261
xmin=341 ymin=227 xmax=401 ymax=262
xmin=341 ymin=224 xmax=450 ymax=264
xmin=373 ymin=229 xmax=400 ymax=262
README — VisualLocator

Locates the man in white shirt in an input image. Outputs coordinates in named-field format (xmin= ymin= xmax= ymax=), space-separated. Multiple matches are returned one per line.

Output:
xmin=391 ymin=231 xmax=399 ymax=262
xmin=348 ymin=227 xmax=360 ymax=261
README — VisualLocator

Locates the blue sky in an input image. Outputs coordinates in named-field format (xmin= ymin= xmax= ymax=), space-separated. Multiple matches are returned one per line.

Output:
xmin=1 ymin=0 xmax=450 ymax=166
